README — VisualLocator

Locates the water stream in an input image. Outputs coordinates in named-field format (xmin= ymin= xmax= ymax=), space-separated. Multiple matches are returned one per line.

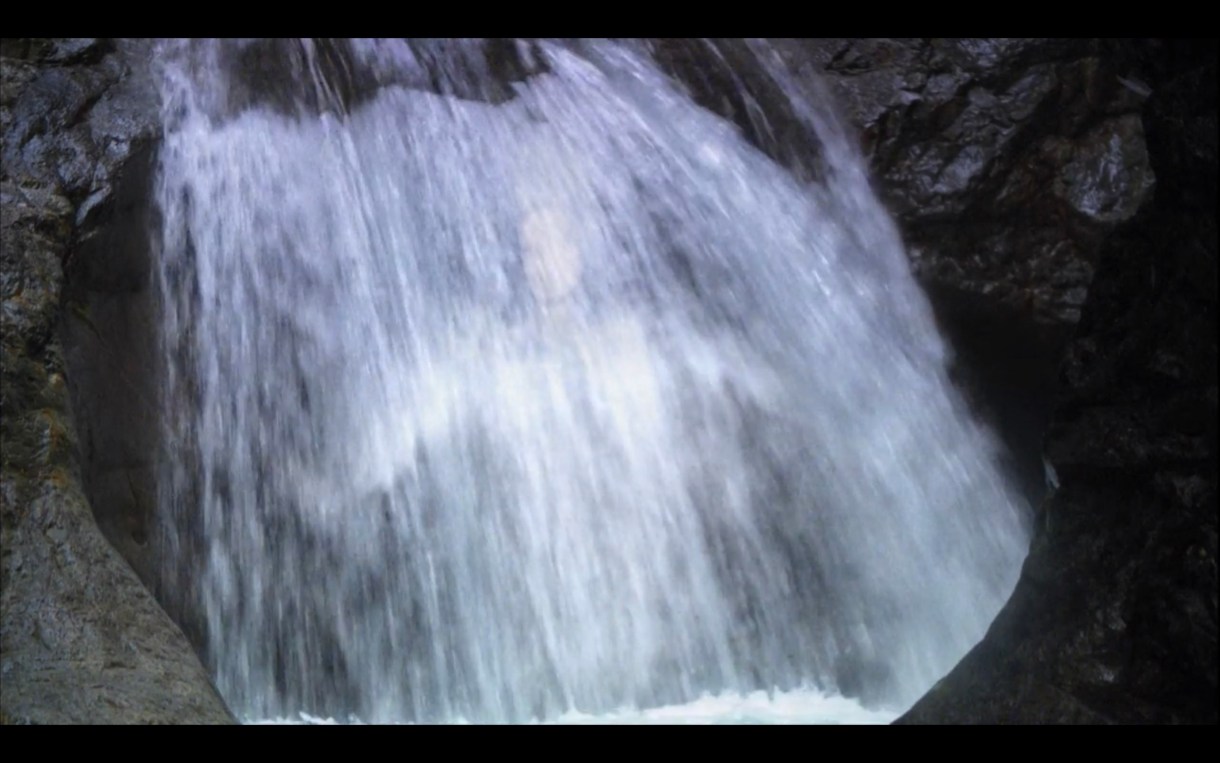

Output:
xmin=151 ymin=38 xmax=1030 ymax=723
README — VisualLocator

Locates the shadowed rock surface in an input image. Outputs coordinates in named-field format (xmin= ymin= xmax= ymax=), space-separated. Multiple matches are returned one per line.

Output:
xmin=898 ymin=38 xmax=1217 ymax=725
xmin=1 ymin=37 xmax=233 ymax=724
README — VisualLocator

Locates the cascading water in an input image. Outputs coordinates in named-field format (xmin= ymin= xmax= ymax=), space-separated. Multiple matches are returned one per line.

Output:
xmin=151 ymin=38 xmax=1032 ymax=723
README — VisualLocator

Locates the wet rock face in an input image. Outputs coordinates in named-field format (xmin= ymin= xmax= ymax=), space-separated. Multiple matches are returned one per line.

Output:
xmin=898 ymin=39 xmax=1217 ymax=725
xmin=655 ymin=38 xmax=1161 ymax=509
xmin=174 ymin=38 xmax=551 ymax=123
xmin=648 ymin=39 xmax=835 ymax=183
xmin=1 ymin=38 xmax=232 ymax=724
xmin=810 ymin=39 xmax=1161 ymax=504
xmin=658 ymin=39 xmax=1154 ymax=329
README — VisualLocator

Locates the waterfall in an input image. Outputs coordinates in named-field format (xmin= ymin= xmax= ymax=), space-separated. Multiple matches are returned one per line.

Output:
xmin=151 ymin=38 xmax=1031 ymax=723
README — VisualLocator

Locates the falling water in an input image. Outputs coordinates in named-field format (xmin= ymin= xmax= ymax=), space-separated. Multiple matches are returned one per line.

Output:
xmin=151 ymin=38 xmax=1031 ymax=723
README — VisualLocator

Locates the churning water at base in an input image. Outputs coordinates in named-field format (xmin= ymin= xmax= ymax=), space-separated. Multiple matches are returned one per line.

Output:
xmin=252 ymin=687 xmax=895 ymax=725
xmin=152 ymin=39 xmax=1031 ymax=723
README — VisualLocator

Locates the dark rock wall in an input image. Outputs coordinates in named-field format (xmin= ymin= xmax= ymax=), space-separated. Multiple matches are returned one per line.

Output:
xmin=1 ymin=38 xmax=232 ymax=724
xmin=898 ymin=39 xmax=1217 ymax=724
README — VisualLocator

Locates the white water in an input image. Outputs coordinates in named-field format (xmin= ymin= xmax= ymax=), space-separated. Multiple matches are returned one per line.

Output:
xmin=252 ymin=687 xmax=895 ymax=725
xmin=152 ymin=38 xmax=1030 ymax=724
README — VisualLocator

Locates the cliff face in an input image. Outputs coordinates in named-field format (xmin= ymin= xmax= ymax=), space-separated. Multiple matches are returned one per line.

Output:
xmin=1 ymin=38 xmax=232 ymax=724
xmin=898 ymin=40 xmax=1217 ymax=724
